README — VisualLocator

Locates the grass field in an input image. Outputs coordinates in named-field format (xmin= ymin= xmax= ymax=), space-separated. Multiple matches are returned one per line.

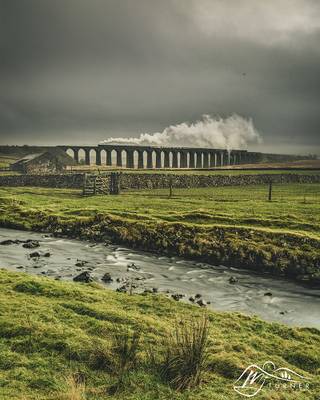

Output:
xmin=0 ymin=183 xmax=319 ymax=283
xmin=0 ymin=156 xmax=17 ymax=169
xmin=0 ymin=184 xmax=319 ymax=238
xmin=0 ymin=269 xmax=319 ymax=400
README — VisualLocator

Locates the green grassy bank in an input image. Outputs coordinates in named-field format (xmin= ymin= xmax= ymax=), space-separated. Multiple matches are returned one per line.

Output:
xmin=0 ymin=269 xmax=319 ymax=399
xmin=0 ymin=184 xmax=319 ymax=284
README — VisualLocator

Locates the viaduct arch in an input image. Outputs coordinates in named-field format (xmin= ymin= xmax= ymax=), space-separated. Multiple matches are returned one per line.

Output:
xmin=59 ymin=144 xmax=258 ymax=169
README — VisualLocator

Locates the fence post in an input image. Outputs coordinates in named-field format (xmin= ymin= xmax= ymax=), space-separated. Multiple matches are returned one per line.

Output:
xmin=93 ymin=175 xmax=96 ymax=195
xmin=110 ymin=172 xmax=121 ymax=195
xmin=82 ymin=173 xmax=87 ymax=195
xmin=268 ymin=180 xmax=272 ymax=201
xmin=109 ymin=172 xmax=114 ymax=194
xmin=115 ymin=172 xmax=121 ymax=195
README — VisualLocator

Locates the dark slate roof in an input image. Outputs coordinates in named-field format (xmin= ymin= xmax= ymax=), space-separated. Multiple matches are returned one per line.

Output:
xmin=11 ymin=148 xmax=77 ymax=166
xmin=11 ymin=153 xmax=43 ymax=165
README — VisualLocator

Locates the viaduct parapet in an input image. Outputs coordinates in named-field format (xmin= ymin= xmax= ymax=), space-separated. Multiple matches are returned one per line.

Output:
xmin=58 ymin=144 xmax=259 ymax=168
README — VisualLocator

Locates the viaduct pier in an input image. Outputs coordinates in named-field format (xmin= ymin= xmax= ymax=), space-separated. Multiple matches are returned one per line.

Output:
xmin=59 ymin=144 xmax=260 ymax=169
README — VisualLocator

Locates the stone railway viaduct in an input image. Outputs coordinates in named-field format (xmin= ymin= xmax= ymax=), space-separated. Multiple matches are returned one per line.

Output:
xmin=59 ymin=144 xmax=261 ymax=168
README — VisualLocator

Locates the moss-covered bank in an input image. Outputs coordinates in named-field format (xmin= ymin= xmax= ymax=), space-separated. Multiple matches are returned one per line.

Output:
xmin=1 ymin=211 xmax=320 ymax=285
xmin=0 ymin=269 xmax=319 ymax=399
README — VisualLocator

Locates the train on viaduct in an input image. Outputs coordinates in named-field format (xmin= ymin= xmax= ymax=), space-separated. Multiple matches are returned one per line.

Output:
xmin=58 ymin=144 xmax=261 ymax=169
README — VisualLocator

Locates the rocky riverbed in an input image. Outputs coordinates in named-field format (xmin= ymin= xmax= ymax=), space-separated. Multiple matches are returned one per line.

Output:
xmin=0 ymin=227 xmax=319 ymax=328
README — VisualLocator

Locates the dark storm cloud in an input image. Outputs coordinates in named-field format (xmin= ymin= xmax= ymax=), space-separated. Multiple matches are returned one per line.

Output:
xmin=0 ymin=0 xmax=320 ymax=153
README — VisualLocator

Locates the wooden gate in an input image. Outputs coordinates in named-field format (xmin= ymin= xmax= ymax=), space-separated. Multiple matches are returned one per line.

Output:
xmin=82 ymin=174 xmax=109 ymax=195
xmin=82 ymin=173 xmax=121 ymax=195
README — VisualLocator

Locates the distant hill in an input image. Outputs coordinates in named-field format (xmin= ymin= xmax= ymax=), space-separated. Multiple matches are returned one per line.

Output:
xmin=0 ymin=145 xmax=52 ymax=157
xmin=0 ymin=146 xmax=54 ymax=168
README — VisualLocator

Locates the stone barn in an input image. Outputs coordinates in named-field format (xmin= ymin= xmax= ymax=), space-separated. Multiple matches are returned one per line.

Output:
xmin=10 ymin=148 xmax=77 ymax=174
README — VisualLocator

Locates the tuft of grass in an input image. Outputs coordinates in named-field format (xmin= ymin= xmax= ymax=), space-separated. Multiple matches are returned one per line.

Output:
xmin=161 ymin=315 xmax=210 ymax=391
xmin=89 ymin=344 xmax=113 ymax=372
xmin=108 ymin=326 xmax=141 ymax=394
xmin=89 ymin=325 xmax=142 ymax=394
xmin=113 ymin=326 xmax=141 ymax=374
xmin=61 ymin=374 xmax=86 ymax=400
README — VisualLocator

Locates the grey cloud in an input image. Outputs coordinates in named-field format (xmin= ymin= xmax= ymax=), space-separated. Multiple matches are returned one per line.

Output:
xmin=0 ymin=0 xmax=319 ymax=154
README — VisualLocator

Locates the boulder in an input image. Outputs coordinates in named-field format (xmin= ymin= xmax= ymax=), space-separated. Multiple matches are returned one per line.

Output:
xmin=127 ymin=262 xmax=140 ymax=272
xmin=29 ymin=251 xmax=41 ymax=258
xmin=75 ymin=260 xmax=88 ymax=267
xmin=171 ymin=293 xmax=185 ymax=301
xmin=101 ymin=272 xmax=113 ymax=283
xmin=264 ymin=292 xmax=272 ymax=297
xmin=22 ymin=240 xmax=40 ymax=249
xmin=73 ymin=271 xmax=93 ymax=283
xmin=228 ymin=276 xmax=238 ymax=284
xmin=196 ymin=299 xmax=207 ymax=307
xmin=116 ymin=285 xmax=127 ymax=293
xmin=0 ymin=239 xmax=18 ymax=245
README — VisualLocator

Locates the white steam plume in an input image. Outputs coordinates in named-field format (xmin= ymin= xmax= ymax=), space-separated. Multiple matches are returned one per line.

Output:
xmin=101 ymin=114 xmax=262 ymax=149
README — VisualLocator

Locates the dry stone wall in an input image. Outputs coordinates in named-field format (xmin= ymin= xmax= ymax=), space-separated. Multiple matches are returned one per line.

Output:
xmin=0 ymin=174 xmax=84 ymax=189
xmin=0 ymin=172 xmax=319 ymax=190
xmin=119 ymin=173 xmax=320 ymax=190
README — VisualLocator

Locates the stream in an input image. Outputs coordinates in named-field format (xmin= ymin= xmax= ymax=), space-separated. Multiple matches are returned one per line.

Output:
xmin=0 ymin=227 xmax=319 ymax=328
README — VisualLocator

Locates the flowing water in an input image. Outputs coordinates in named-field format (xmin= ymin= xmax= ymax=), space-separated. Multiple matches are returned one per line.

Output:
xmin=0 ymin=228 xmax=319 ymax=328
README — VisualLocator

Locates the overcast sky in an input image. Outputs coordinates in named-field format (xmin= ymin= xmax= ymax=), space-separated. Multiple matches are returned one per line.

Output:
xmin=1 ymin=0 xmax=320 ymax=154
